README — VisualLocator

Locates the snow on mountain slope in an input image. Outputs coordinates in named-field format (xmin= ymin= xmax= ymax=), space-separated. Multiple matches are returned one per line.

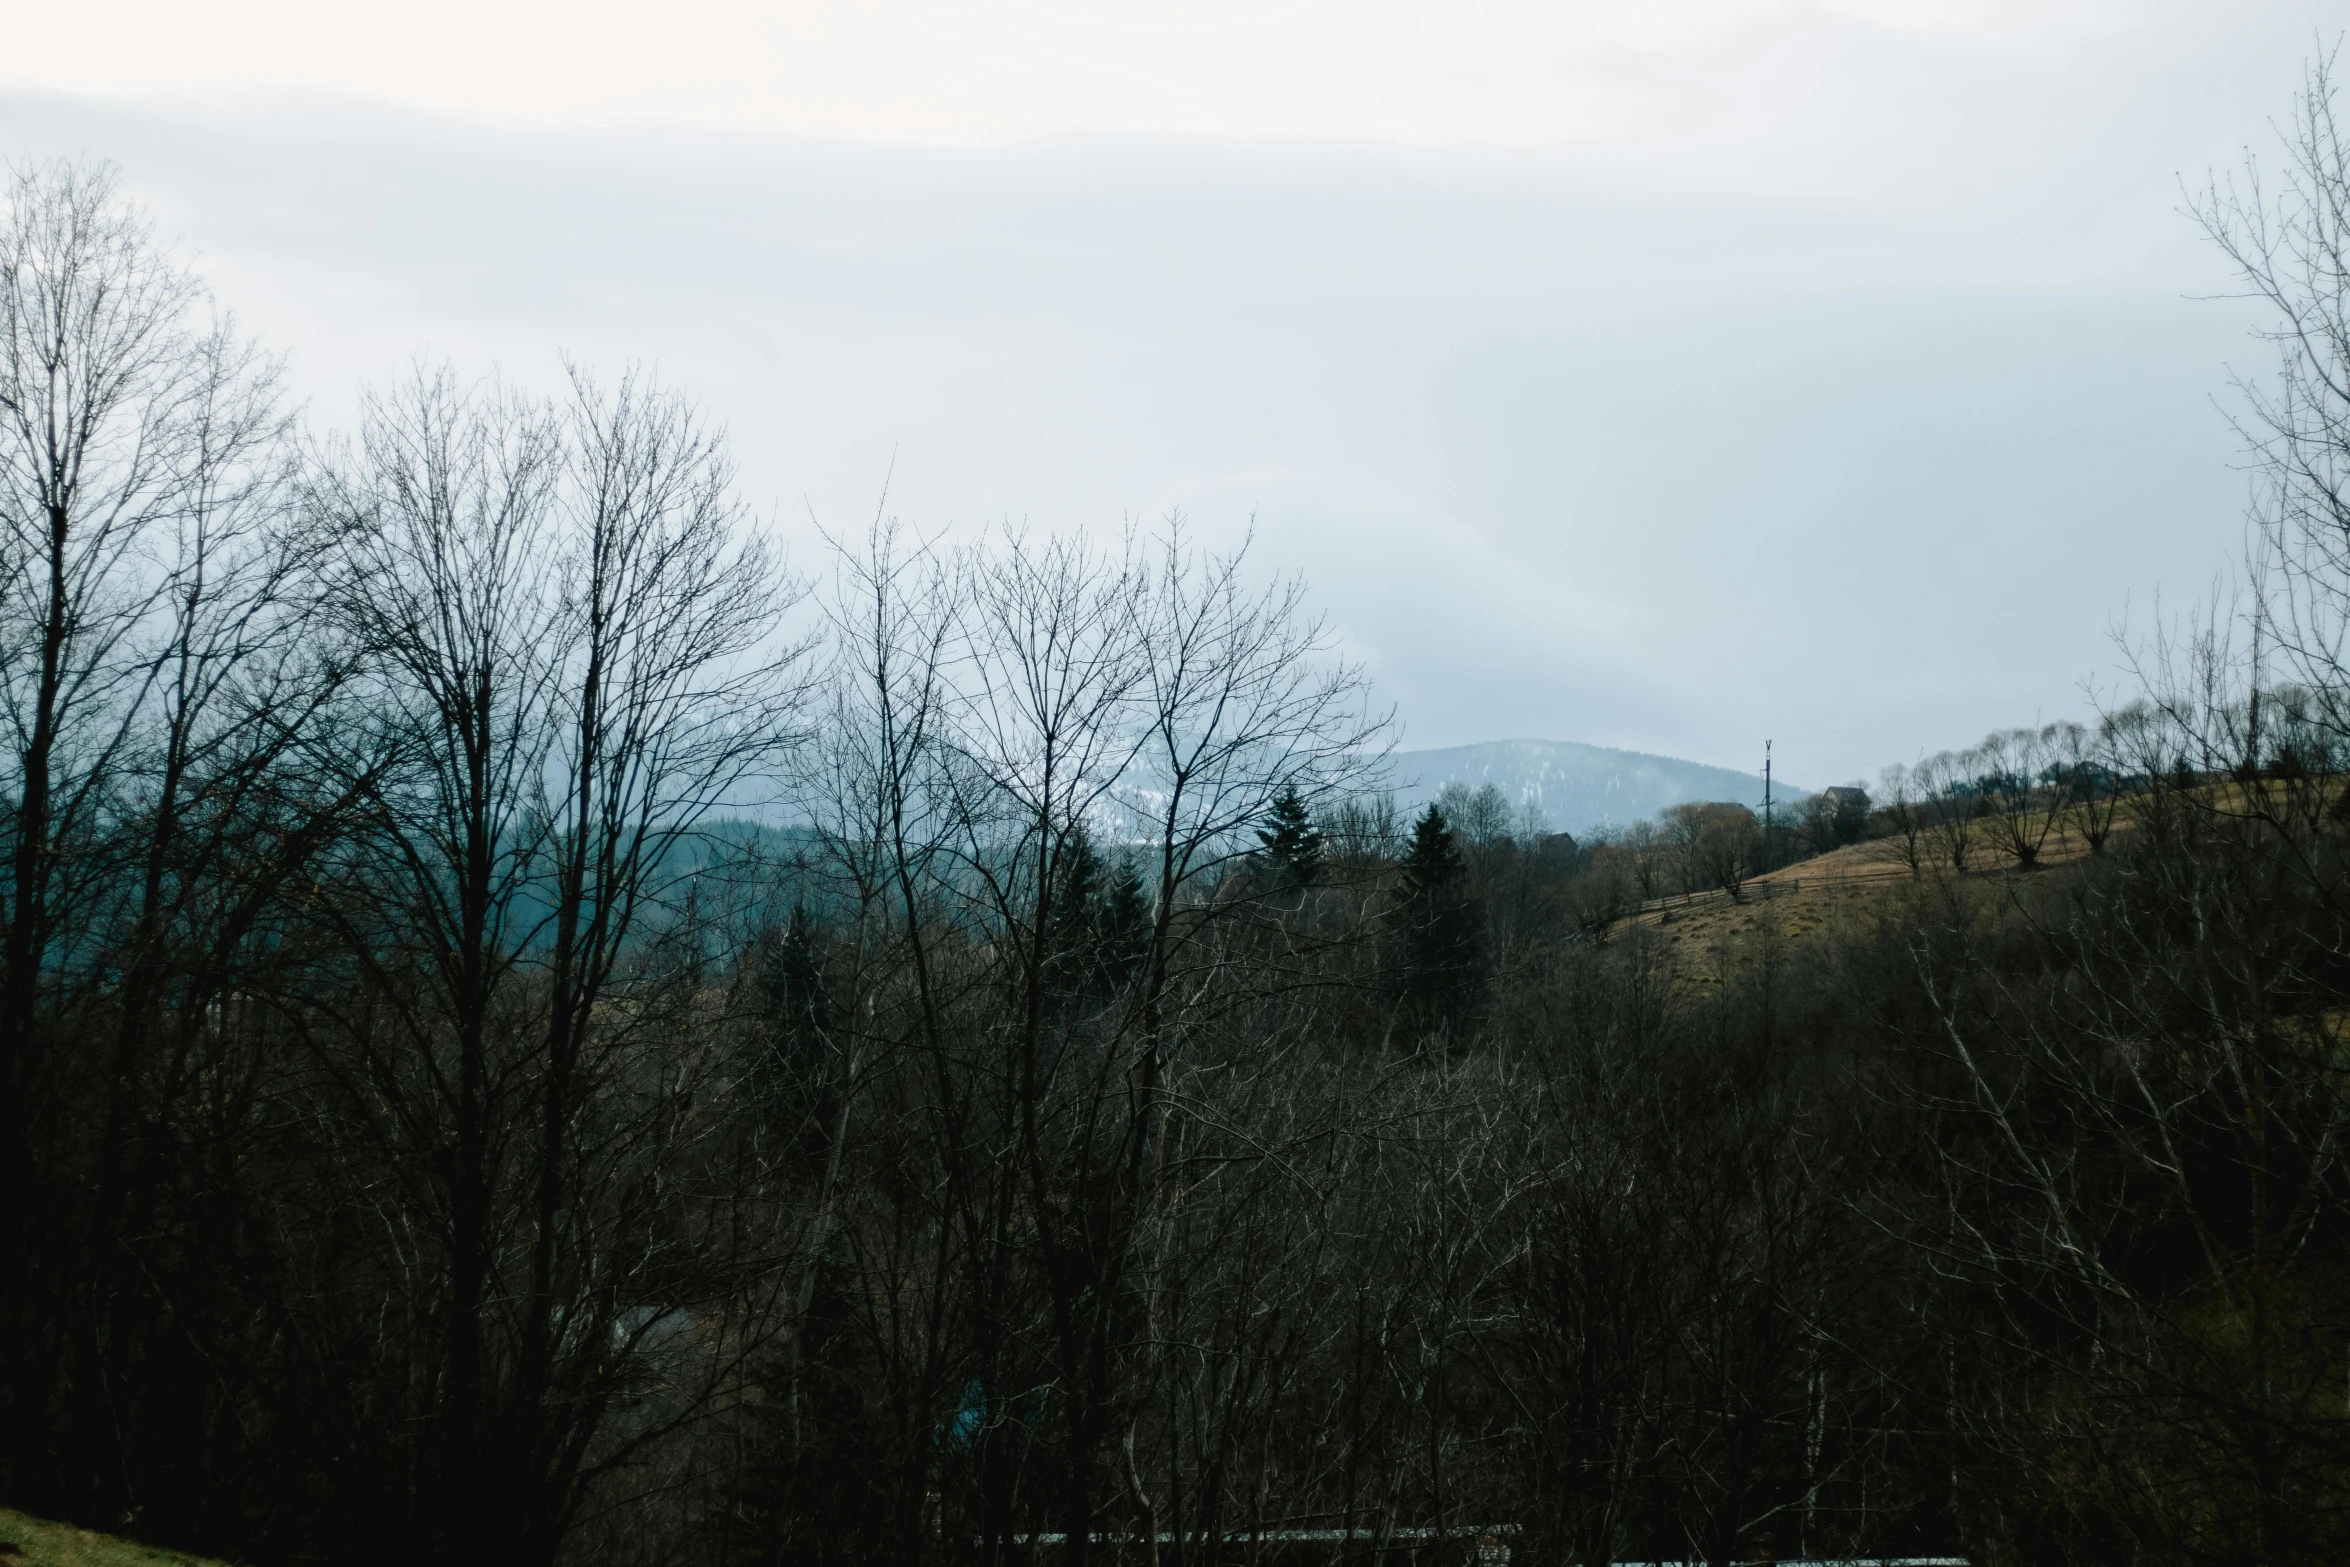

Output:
xmin=1384 ymin=738 xmax=1799 ymax=837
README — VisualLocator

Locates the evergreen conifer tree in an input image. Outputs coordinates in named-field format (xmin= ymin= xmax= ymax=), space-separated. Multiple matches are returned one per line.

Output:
xmin=1396 ymin=803 xmax=1465 ymax=901
xmin=1393 ymin=804 xmax=1479 ymax=1030
xmin=1256 ymin=784 xmax=1326 ymax=885
xmin=763 ymin=904 xmax=831 ymax=1040
xmin=760 ymin=904 xmax=838 ymax=1153
xmin=1049 ymin=824 xmax=1150 ymax=993
xmin=1095 ymin=857 xmax=1151 ymax=981
xmin=1049 ymin=823 xmax=1106 ymax=982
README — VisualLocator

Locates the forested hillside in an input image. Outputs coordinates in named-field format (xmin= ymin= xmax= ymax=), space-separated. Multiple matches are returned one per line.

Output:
xmin=5 ymin=56 xmax=2350 ymax=1567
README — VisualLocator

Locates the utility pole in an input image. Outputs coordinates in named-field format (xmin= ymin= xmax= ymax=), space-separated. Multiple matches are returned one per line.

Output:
xmin=1763 ymin=739 xmax=1774 ymax=872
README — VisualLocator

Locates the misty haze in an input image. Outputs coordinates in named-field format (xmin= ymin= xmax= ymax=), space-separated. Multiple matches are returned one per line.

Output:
xmin=1 ymin=6 xmax=2346 ymax=1566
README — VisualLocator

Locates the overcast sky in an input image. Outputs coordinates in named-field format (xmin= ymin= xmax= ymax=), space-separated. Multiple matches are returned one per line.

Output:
xmin=3 ymin=1 xmax=2336 ymax=784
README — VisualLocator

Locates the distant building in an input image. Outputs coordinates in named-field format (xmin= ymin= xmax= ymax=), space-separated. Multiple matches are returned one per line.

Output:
xmin=1821 ymin=785 xmax=1871 ymax=845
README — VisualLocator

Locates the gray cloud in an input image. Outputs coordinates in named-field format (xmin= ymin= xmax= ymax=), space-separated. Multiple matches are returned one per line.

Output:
xmin=0 ymin=35 xmax=2313 ymax=781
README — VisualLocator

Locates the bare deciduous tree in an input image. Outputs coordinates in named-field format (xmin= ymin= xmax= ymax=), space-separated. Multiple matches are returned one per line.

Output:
xmin=1979 ymin=725 xmax=2062 ymax=869
xmin=1878 ymin=762 xmax=1930 ymax=876
xmin=0 ymin=159 xmax=303 ymax=1494
xmin=305 ymin=361 xmax=808 ymax=1564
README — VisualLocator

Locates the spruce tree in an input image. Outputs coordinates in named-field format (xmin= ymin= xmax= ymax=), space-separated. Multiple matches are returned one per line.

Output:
xmin=1394 ymin=804 xmax=1478 ymax=1030
xmin=763 ymin=903 xmax=831 ymax=1041
xmin=1050 ymin=824 xmax=1149 ymax=993
xmin=1396 ymin=803 xmax=1465 ymax=901
xmin=1048 ymin=823 xmax=1105 ymax=985
xmin=1256 ymin=784 xmax=1326 ymax=885
xmin=760 ymin=904 xmax=838 ymax=1154
xmin=1095 ymin=857 xmax=1151 ymax=981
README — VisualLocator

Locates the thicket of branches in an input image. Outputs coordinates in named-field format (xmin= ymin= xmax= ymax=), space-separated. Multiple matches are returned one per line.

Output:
xmin=7 ymin=52 xmax=2350 ymax=1567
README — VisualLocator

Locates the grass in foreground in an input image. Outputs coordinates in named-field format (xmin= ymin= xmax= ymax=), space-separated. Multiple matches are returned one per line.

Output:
xmin=0 ymin=1510 xmax=236 ymax=1567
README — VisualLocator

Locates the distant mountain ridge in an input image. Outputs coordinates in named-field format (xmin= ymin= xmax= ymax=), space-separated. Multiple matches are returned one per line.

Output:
xmin=1384 ymin=738 xmax=1801 ymax=838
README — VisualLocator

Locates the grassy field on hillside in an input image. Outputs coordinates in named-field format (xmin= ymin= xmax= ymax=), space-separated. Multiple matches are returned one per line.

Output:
xmin=1613 ymin=811 xmax=2113 ymax=980
xmin=0 ymin=1510 xmax=235 ymax=1567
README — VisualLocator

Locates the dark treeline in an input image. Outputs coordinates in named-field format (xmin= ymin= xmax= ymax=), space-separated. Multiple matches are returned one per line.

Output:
xmin=9 ymin=57 xmax=2350 ymax=1567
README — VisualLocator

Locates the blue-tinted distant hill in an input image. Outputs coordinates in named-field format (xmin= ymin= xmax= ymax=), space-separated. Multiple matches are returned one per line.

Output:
xmin=1386 ymin=739 xmax=1803 ymax=838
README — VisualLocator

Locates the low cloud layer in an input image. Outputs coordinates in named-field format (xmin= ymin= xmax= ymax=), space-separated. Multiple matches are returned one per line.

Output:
xmin=0 ymin=15 xmax=2319 ymax=779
